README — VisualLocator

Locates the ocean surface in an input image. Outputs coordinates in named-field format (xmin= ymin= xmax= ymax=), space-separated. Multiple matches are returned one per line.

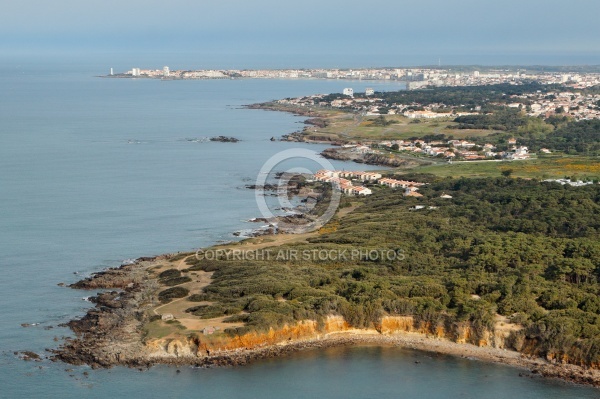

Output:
xmin=0 ymin=55 xmax=598 ymax=398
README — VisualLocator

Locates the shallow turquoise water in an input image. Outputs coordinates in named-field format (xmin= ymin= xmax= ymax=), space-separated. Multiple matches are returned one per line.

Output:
xmin=0 ymin=55 xmax=598 ymax=398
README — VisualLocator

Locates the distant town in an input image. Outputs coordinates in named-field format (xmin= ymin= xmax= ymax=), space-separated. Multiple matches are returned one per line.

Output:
xmin=109 ymin=65 xmax=600 ymax=91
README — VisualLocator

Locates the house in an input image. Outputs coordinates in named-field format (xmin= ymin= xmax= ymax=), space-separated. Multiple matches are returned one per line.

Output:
xmin=379 ymin=178 xmax=414 ymax=189
xmin=358 ymin=172 xmax=382 ymax=181
xmin=354 ymin=145 xmax=372 ymax=154
xmin=506 ymin=146 xmax=530 ymax=160
xmin=350 ymin=186 xmax=372 ymax=196
xmin=440 ymin=194 xmax=453 ymax=199
xmin=444 ymin=151 xmax=456 ymax=158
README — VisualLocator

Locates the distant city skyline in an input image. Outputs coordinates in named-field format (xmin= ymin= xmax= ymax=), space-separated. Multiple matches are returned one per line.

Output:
xmin=2 ymin=0 xmax=599 ymax=66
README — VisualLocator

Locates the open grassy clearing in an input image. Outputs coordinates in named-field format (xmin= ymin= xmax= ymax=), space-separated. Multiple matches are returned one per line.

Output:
xmin=412 ymin=155 xmax=600 ymax=180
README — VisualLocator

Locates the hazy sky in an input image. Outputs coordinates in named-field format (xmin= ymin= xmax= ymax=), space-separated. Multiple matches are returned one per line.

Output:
xmin=3 ymin=0 xmax=599 ymax=63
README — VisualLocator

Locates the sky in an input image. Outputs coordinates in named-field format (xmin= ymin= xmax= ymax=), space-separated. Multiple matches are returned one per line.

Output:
xmin=2 ymin=0 xmax=600 ymax=66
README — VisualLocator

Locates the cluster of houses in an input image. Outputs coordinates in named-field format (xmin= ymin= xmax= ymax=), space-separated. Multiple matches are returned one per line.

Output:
xmin=272 ymin=76 xmax=600 ymax=120
xmin=313 ymin=170 xmax=426 ymax=197
xmin=507 ymin=91 xmax=600 ymax=121
xmin=376 ymin=138 xmax=532 ymax=161
xmin=543 ymin=178 xmax=597 ymax=187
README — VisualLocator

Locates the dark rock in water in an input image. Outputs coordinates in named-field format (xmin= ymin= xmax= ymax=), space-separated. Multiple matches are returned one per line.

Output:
xmin=234 ymin=226 xmax=276 ymax=238
xmin=19 ymin=351 xmax=41 ymax=361
xmin=270 ymin=137 xmax=276 ymax=141
xmin=248 ymin=217 xmax=270 ymax=223
xmin=210 ymin=136 xmax=239 ymax=143
xmin=245 ymin=184 xmax=278 ymax=191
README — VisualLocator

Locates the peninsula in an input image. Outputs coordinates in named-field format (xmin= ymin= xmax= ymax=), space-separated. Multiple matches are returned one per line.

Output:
xmin=55 ymin=176 xmax=600 ymax=387
xmin=54 ymin=80 xmax=600 ymax=389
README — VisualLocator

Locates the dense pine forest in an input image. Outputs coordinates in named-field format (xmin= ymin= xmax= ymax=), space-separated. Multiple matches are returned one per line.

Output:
xmin=180 ymin=178 xmax=600 ymax=366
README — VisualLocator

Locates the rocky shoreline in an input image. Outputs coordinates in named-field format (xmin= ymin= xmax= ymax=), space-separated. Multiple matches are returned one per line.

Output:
xmin=245 ymin=102 xmax=437 ymax=168
xmin=320 ymin=147 xmax=428 ymax=168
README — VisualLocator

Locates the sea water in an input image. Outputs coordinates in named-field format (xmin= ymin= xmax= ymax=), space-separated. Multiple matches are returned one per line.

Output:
xmin=0 ymin=54 xmax=598 ymax=398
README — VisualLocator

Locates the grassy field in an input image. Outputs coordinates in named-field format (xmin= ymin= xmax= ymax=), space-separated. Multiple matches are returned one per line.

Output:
xmin=307 ymin=113 xmax=501 ymax=141
xmin=410 ymin=155 xmax=600 ymax=180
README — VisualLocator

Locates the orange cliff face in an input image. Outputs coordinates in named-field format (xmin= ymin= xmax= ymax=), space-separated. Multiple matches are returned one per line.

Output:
xmin=143 ymin=315 xmax=516 ymax=360
xmin=140 ymin=315 xmax=600 ymax=371
xmin=145 ymin=316 xmax=352 ymax=358
xmin=144 ymin=315 xmax=499 ymax=359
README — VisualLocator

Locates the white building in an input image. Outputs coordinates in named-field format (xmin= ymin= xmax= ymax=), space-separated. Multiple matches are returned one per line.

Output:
xmin=343 ymin=88 xmax=354 ymax=97
xmin=365 ymin=88 xmax=375 ymax=96
xmin=131 ymin=68 xmax=141 ymax=77
xmin=163 ymin=66 xmax=170 ymax=77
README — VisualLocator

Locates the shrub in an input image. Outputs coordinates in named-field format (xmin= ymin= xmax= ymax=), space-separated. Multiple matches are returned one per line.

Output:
xmin=188 ymin=293 xmax=210 ymax=302
xmin=159 ymin=269 xmax=181 ymax=279
xmin=158 ymin=287 xmax=189 ymax=303
xmin=162 ymin=276 xmax=192 ymax=286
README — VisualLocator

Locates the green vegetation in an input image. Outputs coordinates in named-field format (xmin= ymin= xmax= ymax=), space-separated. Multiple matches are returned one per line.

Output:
xmin=158 ymin=269 xmax=181 ymax=279
xmin=415 ymin=156 xmax=600 ymax=180
xmin=157 ymin=268 xmax=192 ymax=286
xmin=519 ymin=119 xmax=600 ymax=155
xmin=162 ymin=276 xmax=192 ymax=286
xmin=158 ymin=286 xmax=190 ymax=303
xmin=184 ymin=179 xmax=600 ymax=365
xmin=454 ymin=108 xmax=552 ymax=133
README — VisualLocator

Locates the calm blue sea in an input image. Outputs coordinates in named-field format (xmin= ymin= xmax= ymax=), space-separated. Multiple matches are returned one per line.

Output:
xmin=0 ymin=54 xmax=598 ymax=398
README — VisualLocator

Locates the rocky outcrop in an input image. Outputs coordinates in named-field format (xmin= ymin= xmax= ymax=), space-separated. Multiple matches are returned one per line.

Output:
xmin=361 ymin=153 xmax=423 ymax=168
xmin=320 ymin=148 xmax=426 ymax=168
xmin=304 ymin=118 xmax=329 ymax=128
xmin=210 ymin=136 xmax=240 ymax=143
xmin=320 ymin=148 xmax=353 ymax=161
xmin=69 ymin=265 xmax=139 ymax=289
